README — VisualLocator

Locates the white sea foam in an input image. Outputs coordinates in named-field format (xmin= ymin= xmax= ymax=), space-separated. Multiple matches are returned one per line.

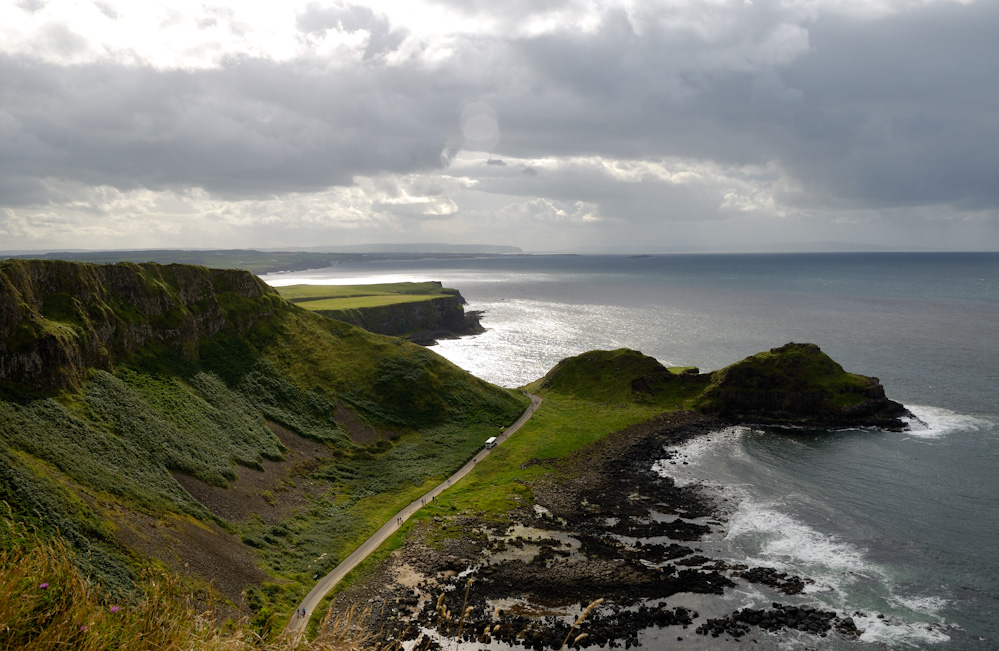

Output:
xmin=853 ymin=613 xmax=951 ymax=647
xmin=903 ymin=405 xmax=992 ymax=439
xmin=654 ymin=429 xmax=952 ymax=646
xmin=651 ymin=426 xmax=748 ymax=486
xmin=725 ymin=492 xmax=875 ymax=593
xmin=722 ymin=493 xmax=954 ymax=647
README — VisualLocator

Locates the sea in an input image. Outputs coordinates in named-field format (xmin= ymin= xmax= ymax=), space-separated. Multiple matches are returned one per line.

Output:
xmin=262 ymin=252 xmax=999 ymax=649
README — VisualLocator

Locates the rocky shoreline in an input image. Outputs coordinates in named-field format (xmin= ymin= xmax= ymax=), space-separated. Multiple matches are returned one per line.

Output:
xmin=323 ymin=412 xmax=877 ymax=649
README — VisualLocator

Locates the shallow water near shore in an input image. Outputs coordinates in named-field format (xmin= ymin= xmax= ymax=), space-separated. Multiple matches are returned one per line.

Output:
xmin=263 ymin=252 xmax=999 ymax=647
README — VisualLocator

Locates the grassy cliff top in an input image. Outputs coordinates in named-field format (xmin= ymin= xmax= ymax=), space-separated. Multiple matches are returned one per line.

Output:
xmin=532 ymin=342 xmax=906 ymax=428
xmin=276 ymin=282 xmax=456 ymax=311
xmin=530 ymin=348 xmax=703 ymax=407
xmin=694 ymin=342 xmax=874 ymax=409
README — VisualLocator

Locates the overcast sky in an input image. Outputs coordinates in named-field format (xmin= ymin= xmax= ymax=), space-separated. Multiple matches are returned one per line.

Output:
xmin=1 ymin=0 xmax=997 ymax=253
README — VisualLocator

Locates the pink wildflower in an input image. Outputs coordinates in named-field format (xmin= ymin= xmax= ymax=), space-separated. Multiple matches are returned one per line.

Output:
xmin=109 ymin=605 xmax=120 ymax=614
xmin=39 ymin=583 xmax=48 ymax=589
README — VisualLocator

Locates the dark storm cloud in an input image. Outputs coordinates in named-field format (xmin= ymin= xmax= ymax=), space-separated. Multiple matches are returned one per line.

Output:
xmin=0 ymin=54 xmax=457 ymax=205
xmin=3 ymin=0 xmax=996 ymax=222
xmin=775 ymin=3 xmax=999 ymax=211
xmin=486 ymin=1 xmax=999 ymax=212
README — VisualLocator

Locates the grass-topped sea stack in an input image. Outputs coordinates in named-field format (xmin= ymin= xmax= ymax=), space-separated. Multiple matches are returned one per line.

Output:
xmin=693 ymin=342 xmax=911 ymax=430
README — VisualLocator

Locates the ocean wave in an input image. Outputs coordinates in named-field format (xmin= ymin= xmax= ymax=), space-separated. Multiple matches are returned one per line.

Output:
xmin=655 ymin=431 xmax=953 ymax=644
xmin=853 ymin=612 xmax=951 ymax=647
xmin=724 ymin=492 xmax=875 ymax=593
xmin=722 ymin=493 xmax=954 ymax=647
xmin=903 ymin=405 xmax=992 ymax=439
xmin=650 ymin=426 xmax=748 ymax=486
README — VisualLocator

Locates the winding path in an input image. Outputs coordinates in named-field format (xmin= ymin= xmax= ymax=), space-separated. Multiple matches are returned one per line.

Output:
xmin=283 ymin=393 xmax=543 ymax=642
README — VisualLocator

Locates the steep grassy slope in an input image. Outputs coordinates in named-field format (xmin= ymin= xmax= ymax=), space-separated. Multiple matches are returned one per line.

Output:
xmin=0 ymin=259 xmax=527 ymax=619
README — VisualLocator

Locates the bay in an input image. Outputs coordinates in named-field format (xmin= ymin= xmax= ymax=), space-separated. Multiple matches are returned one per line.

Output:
xmin=262 ymin=252 xmax=999 ymax=647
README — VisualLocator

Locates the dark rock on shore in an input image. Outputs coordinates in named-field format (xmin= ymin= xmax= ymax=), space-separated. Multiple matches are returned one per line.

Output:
xmin=696 ymin=602 xmax=862 ymax=640
xmin=323 ymin=410 xmax=878 ymax=648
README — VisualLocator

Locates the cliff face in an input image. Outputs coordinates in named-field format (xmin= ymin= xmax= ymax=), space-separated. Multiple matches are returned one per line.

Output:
xmin=0 ymin=259 xmax=285 ymax=391
xmin=316 ymin=294 xmax=484 ymax=344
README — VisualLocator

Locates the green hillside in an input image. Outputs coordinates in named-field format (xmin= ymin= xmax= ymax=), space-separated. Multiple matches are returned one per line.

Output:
xmin=0 ymin=259 xmax=527 ymax=624
xmin=535 ymin=348 xmax=703 ymax=405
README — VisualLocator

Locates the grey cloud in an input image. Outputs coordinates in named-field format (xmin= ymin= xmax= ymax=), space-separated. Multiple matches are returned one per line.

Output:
xmin=16 ymin=0 xmax=46 ymax=13
xmin=772 ymin=2 xmax=999 ymax=211
xmin=93 ymin=1 xmax=119 ymax=20
xmin=468 ymin=160 xmax=737 ymax=224
xmin=486 ymin=158 xmax=506 ymax=166
xmin=296 ymin=2 xmax=407 ymax=60
xmin=486 ymin=1 xmax=999 ymax=213
xmin=0 ymin=55 xmax=456 ymax=205
xmin=3 ymin=0 xmax=997 ymax=230
xmin=35 ymin=22 xmax=90 ymax=58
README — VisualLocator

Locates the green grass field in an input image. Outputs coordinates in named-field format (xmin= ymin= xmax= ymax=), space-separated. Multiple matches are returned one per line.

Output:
xmin=276 ymin=282 xmax=453 ymax=311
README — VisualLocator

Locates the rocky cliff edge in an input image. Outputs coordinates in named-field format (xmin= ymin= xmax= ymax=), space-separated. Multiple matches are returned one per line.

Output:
xmin=0 ymin=259 xmax=285 ymax=392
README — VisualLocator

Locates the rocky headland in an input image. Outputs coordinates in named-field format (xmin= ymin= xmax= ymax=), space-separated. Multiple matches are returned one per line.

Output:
xmin=321 ymin=344 xmax=920 ymax=649
xmin=314 ymin=289 xmax=485 ymax=345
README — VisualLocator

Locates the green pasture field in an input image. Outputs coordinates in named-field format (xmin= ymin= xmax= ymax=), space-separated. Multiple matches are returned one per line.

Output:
xmin=291 ymin=293 xmax=440 ymax=311
xmin=278 ymin=282 xmax=449 ymax=301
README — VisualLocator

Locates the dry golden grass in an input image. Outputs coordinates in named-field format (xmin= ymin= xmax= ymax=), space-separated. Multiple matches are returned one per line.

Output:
xmin=0 ymin=515 xmax=391 ymax=651
xmin=3 ymin=512 xmax=602 ymax=651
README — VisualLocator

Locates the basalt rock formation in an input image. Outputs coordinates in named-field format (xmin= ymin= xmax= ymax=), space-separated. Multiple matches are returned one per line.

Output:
xmin=0 ymin=259 xmax=286 ymax=392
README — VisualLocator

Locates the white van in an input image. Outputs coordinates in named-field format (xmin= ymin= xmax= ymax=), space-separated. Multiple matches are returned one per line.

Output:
xmin=484 ymin=436 xmax=497 ymax=449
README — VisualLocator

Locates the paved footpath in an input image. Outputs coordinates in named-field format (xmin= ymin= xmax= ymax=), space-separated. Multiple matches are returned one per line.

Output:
xmin=283 ymin=393 xmax=543 ymax=642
